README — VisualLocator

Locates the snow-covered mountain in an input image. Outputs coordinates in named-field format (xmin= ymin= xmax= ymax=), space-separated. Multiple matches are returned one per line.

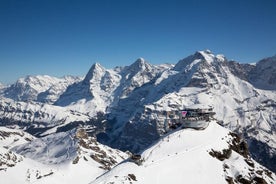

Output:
xmin=54 ymin=63 xmax=122 ymax=115
xmin=2 ymin=75 xmax=82 ymax=103
xmin=1 ymin=127 xmax=128 ymax=184
xmin=92 ymin=122 xmax=275 ymax=184
xmin=55 ymin=59 xmax=168 ymax=116
xmin=0 ymin=50 xmax=275 ymax=183
xmin=90 ymin=50 xmax=275 ymax=172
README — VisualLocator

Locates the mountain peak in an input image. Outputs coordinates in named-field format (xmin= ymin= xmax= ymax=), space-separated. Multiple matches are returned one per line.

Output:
xmin=133 ymin=57 xmax=146 ymax=67
xmin=84 ymin=63 xmax=105 ymax=82
xmin=173 ymin=50 xmax=227 ymax=72
xmin=195 ymin=50 xmax=215 ymax=63
xmin=200 ymin=49 xmax=212 ymax=54
xmin=125 ymin=57 xmax=151 ymax=73
xmin=173 ymin=51 xmax=208 ymax=71
xmin=136 ymin=57 xmax=145 ymax=62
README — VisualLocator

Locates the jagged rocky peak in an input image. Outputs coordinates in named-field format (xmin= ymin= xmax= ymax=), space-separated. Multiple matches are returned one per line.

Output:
xmin=83 ymin=62 xmax=106 ymax=83
xmin=134 ymin=57 xmax=146 ymax=66
xmin=126 ymin=57 xmax=152 ymax=72
xmin=173 ymin=50 xmax=208 ymax=71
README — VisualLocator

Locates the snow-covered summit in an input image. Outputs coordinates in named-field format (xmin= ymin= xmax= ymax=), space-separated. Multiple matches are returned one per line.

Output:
xmin=135 ymin=57 xmax=146 ymax=64
xmin=197 ymin=49 xmax=215 ymax=63
xmin=122 ymin=57 xmax=153 ymax=76
xmin=173 ymin=50 xmax=226 ymax=72
xmin=83 ymin=63 xmax=106 ymax=83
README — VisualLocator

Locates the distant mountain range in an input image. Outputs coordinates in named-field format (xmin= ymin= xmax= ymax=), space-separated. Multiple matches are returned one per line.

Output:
xmin=0 ymin=50 xmax=275 ymax=183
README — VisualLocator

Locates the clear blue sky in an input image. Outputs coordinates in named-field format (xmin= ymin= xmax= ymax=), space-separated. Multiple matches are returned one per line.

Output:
xmin=0 ymin=0 xmax=276 ymax=84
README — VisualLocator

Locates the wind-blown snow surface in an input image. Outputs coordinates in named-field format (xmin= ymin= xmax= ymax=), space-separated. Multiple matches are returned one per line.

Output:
xmin=91 ymin=123 xmax=275 ymax=184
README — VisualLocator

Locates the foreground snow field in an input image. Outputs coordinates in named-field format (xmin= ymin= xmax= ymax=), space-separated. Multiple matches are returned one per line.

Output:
xmin=91 ymin=122 xmax=275 ymax=184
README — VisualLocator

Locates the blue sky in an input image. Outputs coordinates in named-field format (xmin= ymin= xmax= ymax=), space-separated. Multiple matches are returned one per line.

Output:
xmin=0 ymin=0 xmax=276 ymax=84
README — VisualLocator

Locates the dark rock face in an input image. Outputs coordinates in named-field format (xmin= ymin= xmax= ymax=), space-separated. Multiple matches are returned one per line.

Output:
xmin=228 ymin=132 xmax=249 ymax=158
xmin=248 ymin=56 xmax=276 ymax=90
xmin=226 ymin=61 xmax=255 ymax=81
xmin=209 ymin=133 xmax=274 ymax=183
xmin=247 ymin=138 xmax=276 ymax=173
xmin=209 ymin=148 xmax=232 ymax=161
xmin=209 ymin=132 xmax=249 ymax=161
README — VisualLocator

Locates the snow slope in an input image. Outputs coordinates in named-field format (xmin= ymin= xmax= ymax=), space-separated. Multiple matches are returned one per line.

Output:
xmin=91 ymin=122 xmax=275 ymax=184
xmin=1 ymin=128 xmax=128 ymax=184
xmin=0 ymin=127 xmax=34 ymax=172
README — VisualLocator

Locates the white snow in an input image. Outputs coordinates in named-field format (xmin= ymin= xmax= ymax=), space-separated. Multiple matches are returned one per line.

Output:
xmin=1 ymin=128 xmax=128 ymax=184
xmin=198 ymin=50 xmax=215 ymax=64
xmin=91 ymin=123 xmax=275 ymax=184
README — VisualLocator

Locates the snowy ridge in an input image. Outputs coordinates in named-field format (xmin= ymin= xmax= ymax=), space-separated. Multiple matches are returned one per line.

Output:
xmin=92 ymin=123 xmax=275 ymax=184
